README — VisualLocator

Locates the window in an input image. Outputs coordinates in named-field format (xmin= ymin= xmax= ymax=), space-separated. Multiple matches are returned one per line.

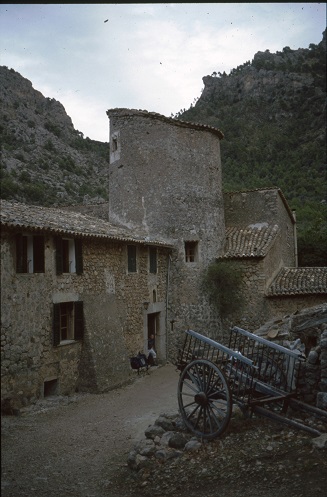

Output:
xmin=185 ymin=241 xmax=198 ymax=263
xmin=16 ymin=233 xmax=45 ymax=273
xmin=110 ymin=131 xmax=121 ymax=162
xmin=149 ymin=247 xmax=157 ymax=274
xmin=112 ymin=135 xmax=118 ymax=152
xmin=53 ymin=301 xmax=84 ymax=346
xmin=127 ymin=245 xmax=137 ymax=273
xmin=56 ymin=236 xmax=83 ymax=274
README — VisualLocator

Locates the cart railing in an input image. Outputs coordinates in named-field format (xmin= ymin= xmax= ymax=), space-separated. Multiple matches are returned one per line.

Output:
xmin=176 ymin=327 xmax=325 ymax=439
xmin=229 ymin=326 xmax=304 ymax=395
xmin=177 ymin=329 xmax=259 ymax=406
xmin=177 ymin=327 xmax=304 ymax=408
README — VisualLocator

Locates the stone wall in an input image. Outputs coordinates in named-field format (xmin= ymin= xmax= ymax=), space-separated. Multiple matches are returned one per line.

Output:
xmin=1 ymin=227 xmax=170 ymax=409
xmin=255 ymin=304 xmax=327 ymax=407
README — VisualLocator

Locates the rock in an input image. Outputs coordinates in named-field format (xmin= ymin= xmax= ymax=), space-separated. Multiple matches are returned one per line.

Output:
xmin=155 ymin=415 xmax=175 ymax=431
xmin=160 ymin=431 xmax=176 ymax=446
xmin=166 ymin=449 xmax=183 ymax=460
xmin=308 ymin=350 xmax=319 ymax=364
xmin=136 ymin=439 xmax=156 ymax=457
xmin=168 ymin=433 xmax=188 ymax=449
xmin=155 ymin=449 xmax=168 ymax=460
xmin=184 ymin=440 xmax=202 ymax=452
xmin=144 ymin=425 xmax=165 ymax=440
xmin=127 ymin=450 xmax=138 ymax=470
xmin=316 ymin=392 xmax=327 ymax=409
xmin=312 ymin=433 xmax=327 ymax=449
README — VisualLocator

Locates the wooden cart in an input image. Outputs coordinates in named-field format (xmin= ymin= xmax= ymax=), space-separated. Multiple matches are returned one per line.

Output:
xmin=176 ymin=327 xmax=327 ymax=439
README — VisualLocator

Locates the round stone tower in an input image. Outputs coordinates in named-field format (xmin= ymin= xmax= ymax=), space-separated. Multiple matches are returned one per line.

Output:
xmin=107 ymin=108 xmax=226 ymax=342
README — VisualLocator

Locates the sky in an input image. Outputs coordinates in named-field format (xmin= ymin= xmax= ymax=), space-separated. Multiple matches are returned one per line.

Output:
xmin=0 ymin=3 xmax=326 ymax=142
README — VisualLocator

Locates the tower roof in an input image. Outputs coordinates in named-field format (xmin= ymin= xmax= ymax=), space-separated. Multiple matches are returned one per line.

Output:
xmin=107 ymin=108 xmax=224 ymax=140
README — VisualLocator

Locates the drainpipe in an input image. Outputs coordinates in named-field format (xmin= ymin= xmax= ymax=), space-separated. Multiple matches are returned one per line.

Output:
xmin=165 ymin=252 xmax=172 ymax=361
xmin=292 ymin=210 xmax=298 ymax=268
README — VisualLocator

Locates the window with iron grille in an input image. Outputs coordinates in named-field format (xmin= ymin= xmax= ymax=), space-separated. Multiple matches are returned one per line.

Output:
xmin=16 ymin=233 xmax=45 ymax=273
xmin=185 ymin=241 xmax=198 ymax=263
xmin=127 ymin=245 xmax=137 ymax=273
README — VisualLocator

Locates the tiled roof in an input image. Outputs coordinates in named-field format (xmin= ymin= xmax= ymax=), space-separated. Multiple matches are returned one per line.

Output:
xmin=107 ymin=108 xmax=224 ymax=139
xmin=268 ymin=267 xmax=327 ymax=296
xmin=219 ymin=224 xmax=279 ymax=259
xmin=0 ymin=200 xmax=173 ymax=247
xmin=223 ymin=188 xmax=295 ymax=224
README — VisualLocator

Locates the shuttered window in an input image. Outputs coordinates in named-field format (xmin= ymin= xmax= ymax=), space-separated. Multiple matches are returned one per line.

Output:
xmin=56 ymin=236 xmax=83 ymax=274
xmin=16 ymin=233 xmax=45 ymax=273
xmin=127 ymin=245 xmax=137 ymax=273
xmin=149 ymin=247 xmax=157 ymax=274
xmin=53 ymin=301 xmax=84 ymax=346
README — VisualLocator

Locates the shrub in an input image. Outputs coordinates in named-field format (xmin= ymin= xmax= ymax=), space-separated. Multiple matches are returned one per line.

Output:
xmin=44 ymin=139 xmax=55 ymax=152
xmin=201 ymin=260 xmax=244 ymax=317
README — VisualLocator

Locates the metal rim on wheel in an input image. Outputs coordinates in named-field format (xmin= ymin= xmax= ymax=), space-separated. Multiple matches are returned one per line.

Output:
xmin=178 ymin=359 xmax=232 ymax=439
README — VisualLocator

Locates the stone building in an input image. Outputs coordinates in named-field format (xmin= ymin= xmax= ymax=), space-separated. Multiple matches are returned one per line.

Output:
xmin=107 ymin=109 xmax=327 ymax=339
xmin=1 ymin=108 xmax=327 ymax=410
xmin=1 ymin=200 xmax=172 ymax=408
xmin=220 ymin=188 xmax=326 ymax=331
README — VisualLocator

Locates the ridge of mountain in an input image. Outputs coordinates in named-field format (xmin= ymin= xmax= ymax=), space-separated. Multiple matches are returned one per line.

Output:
xmin=175 ymin=30 xmax=326 ymax=266
xmin=0 ymin=30 xmax=326 ymax=265
xmin=0 ymin=66 xmax=109 ymax=207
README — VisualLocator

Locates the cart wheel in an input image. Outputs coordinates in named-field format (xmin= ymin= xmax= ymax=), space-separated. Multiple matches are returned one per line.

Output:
xmin=178 ymin=359 xmax=232 ymax=439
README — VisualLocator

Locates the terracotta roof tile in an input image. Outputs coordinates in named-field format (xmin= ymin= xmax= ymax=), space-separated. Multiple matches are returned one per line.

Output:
xmin=220 ymin=224 xmax=279 ymax=259
xmin=0 ymin=200 xmax=173 ymax=247
xmin=268 ymin=267 xmax=327 ymax=296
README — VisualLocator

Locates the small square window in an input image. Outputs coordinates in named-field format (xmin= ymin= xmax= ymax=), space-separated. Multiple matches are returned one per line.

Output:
xmin=112 ymin=136 xmax=118 ymax=152
xmin=185 ymin=241 xmax=198 ymax=263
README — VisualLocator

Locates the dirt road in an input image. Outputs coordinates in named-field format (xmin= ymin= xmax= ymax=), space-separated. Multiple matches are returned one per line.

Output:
xmin=2 ymin=363 xmax=327 ymax=497
xmin=1 ymin=364 xmax=179 ymax=497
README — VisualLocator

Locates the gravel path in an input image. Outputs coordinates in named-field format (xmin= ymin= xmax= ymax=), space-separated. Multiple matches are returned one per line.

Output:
xmin=1 ymin=364 xmax=179 ymax=497
xmin=2 ymin=363 xmax=327 ymax=497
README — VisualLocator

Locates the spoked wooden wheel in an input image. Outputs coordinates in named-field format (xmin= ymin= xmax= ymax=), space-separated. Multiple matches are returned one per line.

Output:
xmin=178 ymin=359 xmax=232 ymax=439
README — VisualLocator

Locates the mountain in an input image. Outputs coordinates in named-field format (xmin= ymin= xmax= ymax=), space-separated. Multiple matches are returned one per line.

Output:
xmin=0 ymin=66 xmax=109 ymax=207
xmin=0 ymin=31 xmax=326 ymax=265
xmin=175 ymin=30 xmax=326 ymax=267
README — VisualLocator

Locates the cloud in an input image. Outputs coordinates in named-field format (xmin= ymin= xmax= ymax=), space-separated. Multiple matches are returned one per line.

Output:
xmin=0 ymin=2 xmax=325 ymax=142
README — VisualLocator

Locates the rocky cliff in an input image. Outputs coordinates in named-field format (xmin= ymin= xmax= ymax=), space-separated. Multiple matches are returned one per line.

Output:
xmin=176 ymin=31 xmax=326 ymax=266
xmin=0 ymin=66 xmax=109 ymax=206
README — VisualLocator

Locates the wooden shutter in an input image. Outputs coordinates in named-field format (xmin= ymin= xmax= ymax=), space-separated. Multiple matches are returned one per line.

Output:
xmin=53 ymin=303 xmax=61 ymax=346
xmin=16 ymin=233 xmax=24 ymax=273
xmin=128 ymin=245 xmax=137 ymax=272
xmin=33 ymin=235 xmax=45 ymax=273
xmin=74 ymin=301 xmax=84 ymax=340
xmin=75 ymin=238 xmax=83 ymax=275
xmin=16 ymin=233 xmax=27 ymax=273
xmin=55 ymin=236 xmax=63 ymax=274
xmin=150 ymin=247 xmax=157 ymax=274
